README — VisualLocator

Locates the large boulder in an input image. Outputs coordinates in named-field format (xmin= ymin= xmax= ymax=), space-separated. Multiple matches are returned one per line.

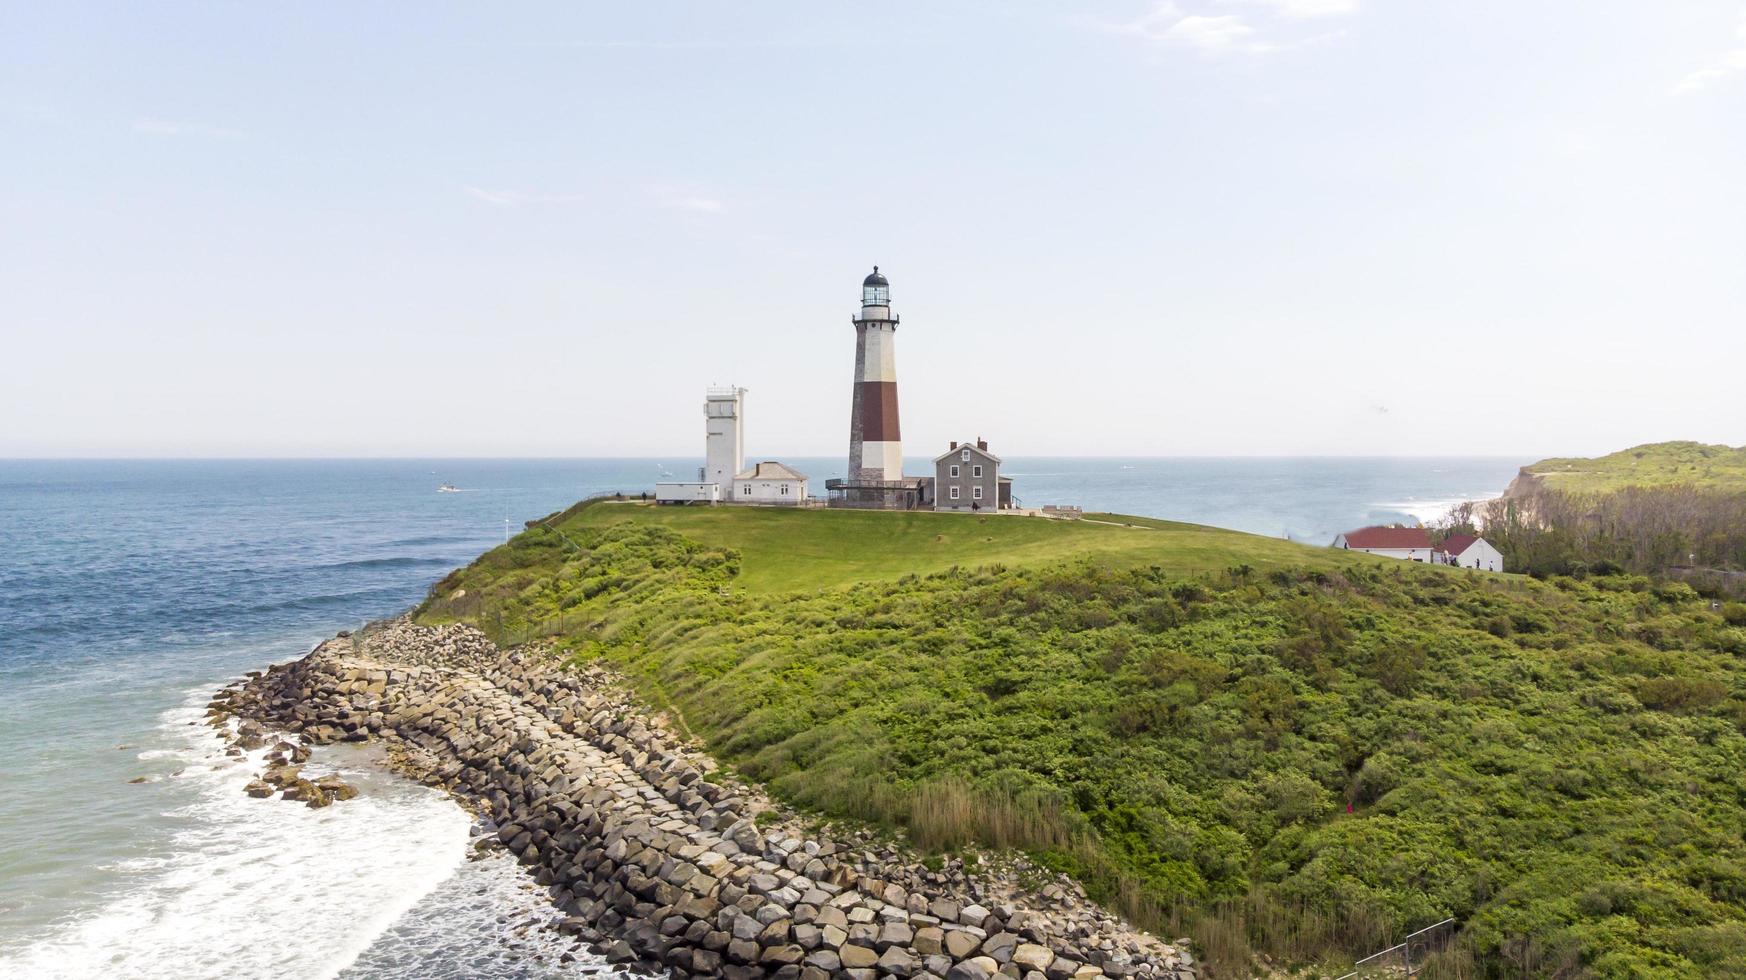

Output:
xmin=944 ymin=930 xmax=983 ymax=959
xmin=876 ymin=945 xmax=920 ymax=977
xmin=1013 ymin=944 xmax=1055 ymax=972
xmin=313 ymin=775 xmax=359 ymax=802
xmin=948 ymin=957 xmax=999 ymax=980
xmin=838 ymin=943 xmax=880 ymax=969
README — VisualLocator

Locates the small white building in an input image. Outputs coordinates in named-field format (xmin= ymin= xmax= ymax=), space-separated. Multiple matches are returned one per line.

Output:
xmin=1435 ymin=534 xmax=1506 ymax=572
xmin=1333 ymin=526 xmax=1506 ymax=572
xmin=656 ymin=385 xmax=749 ymax=504
xmin=654 ymin=482 xmax=721 ymax=505
xmin=732 ymin=461 xmax=808 ymax=505
xmin=1332 ymin=526 xmax=1438 ymax=562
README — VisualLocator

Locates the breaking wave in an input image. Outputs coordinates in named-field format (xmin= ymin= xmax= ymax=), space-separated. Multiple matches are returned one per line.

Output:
xmin=0 ymin=690 xmax=470 ymax=980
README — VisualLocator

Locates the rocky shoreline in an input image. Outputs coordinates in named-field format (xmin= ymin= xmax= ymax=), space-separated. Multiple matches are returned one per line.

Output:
xmin=205 ymin=619 xmax=1198 ymax=980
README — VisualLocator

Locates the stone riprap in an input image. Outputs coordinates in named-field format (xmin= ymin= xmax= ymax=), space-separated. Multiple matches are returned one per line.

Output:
xmin=208 ymin=619 xmax=1195 ymax=980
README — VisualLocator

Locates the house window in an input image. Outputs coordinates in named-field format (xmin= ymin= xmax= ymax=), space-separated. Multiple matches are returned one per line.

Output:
xmin=741 ymin=485 xmax=750 ymax=495
xmin=961 ymin=449 xmax=970 ymax=461
xmin=780 ymin=484 xmax=789 ymax=495
xmin=949 ymin=486 xmax=960 ymax=500
xmin=972 ymin=465 xmax=982 ymax=478
xmin=973 ymin=486 xmax=983 ymax=500
xmin=949 ymin=464 xmax=959 ymax=478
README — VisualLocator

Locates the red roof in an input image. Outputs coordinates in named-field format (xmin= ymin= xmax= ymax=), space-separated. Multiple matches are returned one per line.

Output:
xmin=1340 ymin=526 xmax=1432 ymax=550
xmin=1436 ymin=534 xmax=1479 ymax=556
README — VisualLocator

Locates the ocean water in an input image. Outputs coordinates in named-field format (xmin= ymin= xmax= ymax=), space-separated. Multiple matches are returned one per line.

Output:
xmin=0 ymin=456 xmax=1521 ymax=978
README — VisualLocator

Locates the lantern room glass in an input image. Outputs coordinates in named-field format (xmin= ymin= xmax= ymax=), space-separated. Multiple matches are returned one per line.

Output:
xmin=863 ymin=284 xmax=889 ymax=306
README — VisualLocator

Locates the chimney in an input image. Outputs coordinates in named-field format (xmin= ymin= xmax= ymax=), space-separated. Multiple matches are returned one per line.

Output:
xmin=977 ymin=438 xmax=988 ymax=451
xmin=950 ymin=441 xmax=957 ymax=450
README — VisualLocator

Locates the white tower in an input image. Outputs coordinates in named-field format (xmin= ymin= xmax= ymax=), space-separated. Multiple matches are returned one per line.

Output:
xmin=704 ymin=386 xmax=746 ymax=488
xmin=849 ymin=267 xmax=902 ymax=482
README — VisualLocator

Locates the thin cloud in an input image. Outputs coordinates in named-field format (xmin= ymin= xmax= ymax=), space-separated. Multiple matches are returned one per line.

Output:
xmin=661 ymin=196 xmax=724 ymax=213
xmin=1228 ymin=0 xmax=1358 ymax=19
xmin=1671 ymin=9 xmax=1746 ymax=95
xmin=534 ymin=38 xmax=839 ymax=50
xmin=1160 ymin=14 xmax=1258 ymax=52
xmin=650 ymin=184 xmax=726 ymax=213
xmin=132 ymin=117 xmax=242 ymax=139
xmin=1117 ymin=0 xmax=1351 ymax=55
xmin=6 ymin=103 xmax=63 ymax=124
xmin=463 ymin=186 xmax=590 ymax=206
xmin=462 ymin=184 xmax=722 ymax=212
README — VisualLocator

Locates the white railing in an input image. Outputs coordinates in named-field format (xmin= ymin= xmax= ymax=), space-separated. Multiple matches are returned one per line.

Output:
xmin=1334 ymin=919 xmax=1457 ymax=979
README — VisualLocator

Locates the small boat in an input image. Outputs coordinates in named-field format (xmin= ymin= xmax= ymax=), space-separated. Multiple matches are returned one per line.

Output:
xmin=438 ymin=483 xmax=460 ymax=493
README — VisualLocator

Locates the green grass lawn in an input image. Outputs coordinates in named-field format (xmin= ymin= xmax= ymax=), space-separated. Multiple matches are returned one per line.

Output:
xmin=555 ymin=501 xmax=1370 ymax=593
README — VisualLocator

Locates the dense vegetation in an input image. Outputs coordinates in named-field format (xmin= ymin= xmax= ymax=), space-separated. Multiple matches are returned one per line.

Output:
xmin=1523 ymin=442 xmax=1746 ymax=496
xmin=420 ymin=503 xmax=1746 ymax=977
xmin=1459 ymin=443 xmax=1746 ymax=580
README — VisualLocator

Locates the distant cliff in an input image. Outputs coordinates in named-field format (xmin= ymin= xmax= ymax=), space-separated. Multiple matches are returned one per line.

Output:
xmin=1480 ymin=442 xmax=1746 ymax=575
xmin=1498 ymin=467 xmax=1540 ymax=499
xmin=1513 ymin=441 xmax=1746 ymax=496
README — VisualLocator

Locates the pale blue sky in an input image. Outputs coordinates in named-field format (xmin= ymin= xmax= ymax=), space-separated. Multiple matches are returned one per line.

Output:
xmin=3 ymin=2 xmax=1743 ymax=458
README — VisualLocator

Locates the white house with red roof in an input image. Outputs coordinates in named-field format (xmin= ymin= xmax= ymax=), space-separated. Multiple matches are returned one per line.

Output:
xmin=1433 ymin=533 xmax=1505 ymax=572
xmin=1333 ymin=526 xmax=1505 ymax=571
xmin=1332 ymin=526 xmax=1438 ymax=562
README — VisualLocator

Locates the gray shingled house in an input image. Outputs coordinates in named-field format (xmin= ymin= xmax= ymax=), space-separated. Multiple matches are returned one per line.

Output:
xmin=932 ymin=439 xmax=1011 ymax=511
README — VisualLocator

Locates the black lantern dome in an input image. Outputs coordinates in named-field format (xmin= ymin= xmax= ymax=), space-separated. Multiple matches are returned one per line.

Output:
xmin=861 ymin=266 xmax=890 ymax=307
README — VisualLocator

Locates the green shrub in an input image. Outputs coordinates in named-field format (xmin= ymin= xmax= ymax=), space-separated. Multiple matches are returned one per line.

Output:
xmin=1636 ymin=675 xmax=1727 ymax=712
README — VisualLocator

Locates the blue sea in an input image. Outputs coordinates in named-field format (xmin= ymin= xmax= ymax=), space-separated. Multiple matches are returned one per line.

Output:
xmin=0 ymin=456 xmax=1521 ymax=978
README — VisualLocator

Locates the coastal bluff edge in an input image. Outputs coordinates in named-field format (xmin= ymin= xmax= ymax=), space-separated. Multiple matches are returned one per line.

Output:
xmin=206 ymin=619 xmax=1197 ymax=980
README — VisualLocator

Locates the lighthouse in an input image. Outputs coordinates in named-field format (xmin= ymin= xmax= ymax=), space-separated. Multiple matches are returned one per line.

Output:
xmin=848 ymin=266 xmax=903 ymax=483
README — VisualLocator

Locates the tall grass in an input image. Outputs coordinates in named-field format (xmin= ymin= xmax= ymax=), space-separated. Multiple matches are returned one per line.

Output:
xmin=862 ymin=778 xmax=1418 ymax=978
xmin=1192 ymin=892 xmax=1397 ymax=977
xmin=906 ymin=779 xmax=1075 ymax=852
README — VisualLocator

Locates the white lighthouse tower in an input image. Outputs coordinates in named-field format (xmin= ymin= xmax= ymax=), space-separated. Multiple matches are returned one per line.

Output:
xmin=703 ymin=386 xmax=746 ymax=487
xmin=848 ymin=267 xmax=902 ymax=483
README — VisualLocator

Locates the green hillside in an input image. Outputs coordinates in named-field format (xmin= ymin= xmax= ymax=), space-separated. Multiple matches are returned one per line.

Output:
xmin=562 ymin=503 xmax=1341 ymax=593
xmin=1523 ymin=441 xmax=1746 ymax=496
xmin=419 ymin=502 xmax=1746 ymax=977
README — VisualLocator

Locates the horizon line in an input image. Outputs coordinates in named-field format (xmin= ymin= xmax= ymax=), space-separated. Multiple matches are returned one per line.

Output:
xmin=0 ymin=452 xmax=1547 ymax=462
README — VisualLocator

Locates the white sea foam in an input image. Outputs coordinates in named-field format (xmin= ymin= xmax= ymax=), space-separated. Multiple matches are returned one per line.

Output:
xmin=0 ymin=690 xmax=471 ymax=980
xmin=1368 ymin=493 xmax=1500 ymax=527
xmin=339 ymin=849 xmax=616 ymax=979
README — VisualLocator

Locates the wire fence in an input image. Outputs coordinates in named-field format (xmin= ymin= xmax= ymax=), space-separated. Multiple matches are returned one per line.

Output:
xmin=478 ymin=603 xmax=578 ymax=649
xmin=1334 ymin=918 xmax=1456 ymax=979
xmin=431 ymin=492 xmax=628 ymax=647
